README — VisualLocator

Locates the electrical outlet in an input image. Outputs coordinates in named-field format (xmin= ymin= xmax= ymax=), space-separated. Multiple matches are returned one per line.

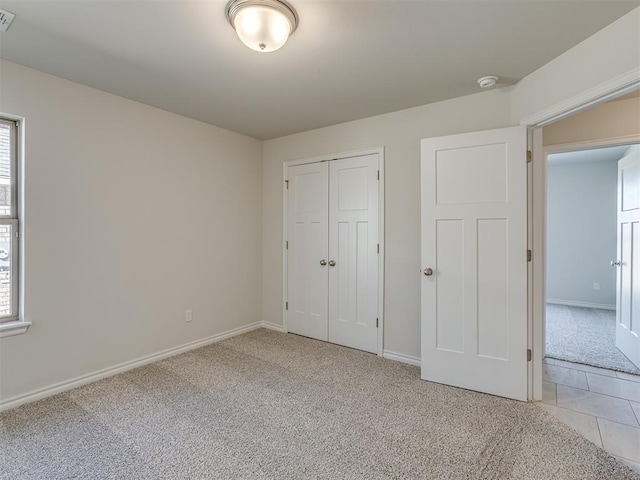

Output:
xmin=593 ymin=283 xmax=600 ymax=291
xmin=185 ymin=309 xmax=193 ymax=322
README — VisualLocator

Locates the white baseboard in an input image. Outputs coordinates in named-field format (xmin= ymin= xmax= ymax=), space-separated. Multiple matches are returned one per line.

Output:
xmin=0 ymin=321 xmax=264 ymax=412
xmin=1 ymin=323 xmax=418 ymax=412
xmin=383 ymin=350 xmax=421 ymax=367
xmin=261 ymin=321 xmax=286 ymax=333
xmin=547 ymin=299 xmax=615 ymax=311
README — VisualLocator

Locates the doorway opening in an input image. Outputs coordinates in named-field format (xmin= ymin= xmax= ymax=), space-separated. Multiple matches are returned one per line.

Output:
xmin=544 ymin=143 xmax=640 ymax=376
xmin=530 ymin=89 xmax=640 ymax=466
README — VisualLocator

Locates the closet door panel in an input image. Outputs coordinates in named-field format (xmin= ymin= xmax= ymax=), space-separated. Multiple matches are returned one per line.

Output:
xmin=328 ymin=155 xmax=379 ymax=353
xmin=287 ymin=162 xmax=329 ymax=341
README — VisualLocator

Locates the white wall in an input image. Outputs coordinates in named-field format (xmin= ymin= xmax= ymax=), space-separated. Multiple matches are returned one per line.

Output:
xmin=263 ymin=90 xmax=513 ymax=358
xmin=546 ymin=158 xmax=618 ymax=307
xmin=2 ymin=4 xmax=638 ymax=401
xmin=0 ymin=60 xmax=263 ymax=402
xmin=511 ymin=8 xmax=640 ymax=123
xmin=264 ymin=7 xmax=640 ymax=360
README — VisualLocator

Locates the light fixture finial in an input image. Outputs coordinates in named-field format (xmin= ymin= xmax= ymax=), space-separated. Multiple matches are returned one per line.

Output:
xmin=226 ymin=0 xmax=298 ymax=53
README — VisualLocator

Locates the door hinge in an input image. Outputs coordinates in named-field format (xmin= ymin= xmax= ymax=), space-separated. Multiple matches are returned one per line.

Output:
xmin=527 ymin=349 xmax=532 ymax=362
xmin=15 ymin=231 xmax=20 ymax=238
xmin=285 ymin=301 xmax=288 ymax=311
xmin=527 ymin=150 xmax=532 ymax=164
xmin=377 ymin=243 xmax=379 ymax=254
xmin=527 ymin=249 xmax=532 ymax=262
xmin=286 ymin=241 xmax=288 ymax=250
xmin=376 ymin=318 xmax=379 ymax=328
xmin=377 ymin=170 xmax=380 ymax=180
xmin=285 ymin=180 xmax=289 ymax=189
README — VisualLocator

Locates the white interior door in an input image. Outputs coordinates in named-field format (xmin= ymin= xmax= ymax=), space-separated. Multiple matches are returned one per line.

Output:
xmin=615 ymin=147 xmax=640 ymax=368
xmin=328 ymin=155 xmax=379 ymax=353
xmin=421 ymin=126 xmax=528 ymax=401
xmin=287 ymin=162 xmax=329 ymax=341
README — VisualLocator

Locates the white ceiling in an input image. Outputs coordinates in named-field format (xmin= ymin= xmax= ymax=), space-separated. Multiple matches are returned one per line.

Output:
xmin=548 ymin=145 xmax=634 ymax=166
xmin=0 ymin=1 xmax=637 ymax=139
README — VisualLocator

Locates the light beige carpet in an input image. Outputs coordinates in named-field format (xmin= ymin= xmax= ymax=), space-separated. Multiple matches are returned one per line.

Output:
xmin=1 ymin=328 xmax=638 ymax=479
xmin=546 ymin=304 xmax=640 ymax=375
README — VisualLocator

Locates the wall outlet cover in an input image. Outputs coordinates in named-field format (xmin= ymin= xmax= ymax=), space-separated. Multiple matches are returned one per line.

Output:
xmin=0 ymin=9 xmax=15 ymax=32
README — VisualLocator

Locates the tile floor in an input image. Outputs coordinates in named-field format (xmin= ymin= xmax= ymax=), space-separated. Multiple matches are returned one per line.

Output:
xmin=539 ymin=357 xmax=640 ymax=474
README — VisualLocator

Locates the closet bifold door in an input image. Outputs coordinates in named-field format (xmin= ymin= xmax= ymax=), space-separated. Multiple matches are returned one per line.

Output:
xmin=328 ymin=155 xmax=379 ymax=354
xmin=286 ymin=162 xmax=329 ymax=341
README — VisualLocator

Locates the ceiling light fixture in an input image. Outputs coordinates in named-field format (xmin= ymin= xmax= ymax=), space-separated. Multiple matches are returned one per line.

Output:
xmin=477 ymin=76 xmax=499 ymax=88
xmin=226 ymin=0 xmax=298 ymax=53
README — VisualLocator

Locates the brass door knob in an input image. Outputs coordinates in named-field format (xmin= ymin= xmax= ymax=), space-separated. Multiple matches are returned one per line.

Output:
xmin=423 ymin=267 xmax=433 ymax=276
xmin=328 ymin=260 xmax=336 ymax=267
xmin=320 ymin=259 xmax=327 ymax=266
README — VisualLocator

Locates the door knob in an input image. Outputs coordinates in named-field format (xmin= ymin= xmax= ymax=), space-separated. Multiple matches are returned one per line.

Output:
xmin=611 ymin=260 xmax=621 ymax=267
xmin=328 ymin=260 xmax=336 ymax=267
xmin=423 ymin=267 xmax=433 ymax=276
xmin=320 ymin=259 xmax=327 ymax=266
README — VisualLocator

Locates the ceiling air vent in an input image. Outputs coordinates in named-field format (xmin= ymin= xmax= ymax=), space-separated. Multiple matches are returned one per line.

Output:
xmin=0 ymin=9 xmax=15 ymax=32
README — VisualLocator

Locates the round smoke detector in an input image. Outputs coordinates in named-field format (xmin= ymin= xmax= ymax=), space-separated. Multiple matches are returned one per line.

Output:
xmin=477 ymin=76 xmax=499 ymax=88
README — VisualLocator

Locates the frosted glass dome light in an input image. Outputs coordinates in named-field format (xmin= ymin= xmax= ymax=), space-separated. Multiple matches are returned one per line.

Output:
xmin=226 ymin=0 xmax=298 ymax=53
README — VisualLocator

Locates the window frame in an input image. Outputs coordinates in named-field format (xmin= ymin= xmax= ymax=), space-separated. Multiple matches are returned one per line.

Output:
xmin=0 ymin=117 xmax=20 ymax=324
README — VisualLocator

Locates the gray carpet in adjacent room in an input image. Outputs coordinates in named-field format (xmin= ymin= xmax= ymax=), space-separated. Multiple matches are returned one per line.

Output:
xmin=1 ymin=329 xmax=638 ymax=480
xmin=546 ymin=303 xmax=640 ymax=375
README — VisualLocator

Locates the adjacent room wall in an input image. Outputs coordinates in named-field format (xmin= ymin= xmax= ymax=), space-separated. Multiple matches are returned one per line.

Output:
xmin=541 ymin=88 xmax=640 ymax=310
xmin=543 ymin=95 xmax=640 ymax=146
xmin=263 ymin=89 xmax=513 ymax=359
xmin=0 ymin=60 xmax=263 ymax=402
xmin=546 ymin=157 xmax=619 ymax=308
